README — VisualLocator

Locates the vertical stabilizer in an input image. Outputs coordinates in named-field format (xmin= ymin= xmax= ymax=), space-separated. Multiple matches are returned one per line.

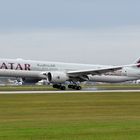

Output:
xmin=135 ymin=58 xmax=140 ymax=68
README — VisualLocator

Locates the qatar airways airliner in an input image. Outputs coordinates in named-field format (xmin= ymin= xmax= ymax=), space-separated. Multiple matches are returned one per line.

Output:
xmin=0 ymin=58 xmax=139 ymax=90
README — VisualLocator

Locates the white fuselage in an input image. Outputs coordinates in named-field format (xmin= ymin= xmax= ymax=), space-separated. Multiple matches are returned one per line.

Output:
xmin=0 ymin=58 xmax=139 ymax=83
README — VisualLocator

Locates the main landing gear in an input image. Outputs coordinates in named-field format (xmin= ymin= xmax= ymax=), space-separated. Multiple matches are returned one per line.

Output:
xmin=68 ymin=85 xmax=82 ymax=90
xmin=53 ymin=84 xmax=66 ymax=90
xmin=52 ymin=84 xmax=82 ymax=90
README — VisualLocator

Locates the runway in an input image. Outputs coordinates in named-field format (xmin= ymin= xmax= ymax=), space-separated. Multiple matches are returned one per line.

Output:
xmin=0 ymin=89 xmax=140 ymax=94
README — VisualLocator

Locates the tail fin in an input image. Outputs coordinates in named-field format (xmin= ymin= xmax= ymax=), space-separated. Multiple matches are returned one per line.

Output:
xmin=134 ymin=58 xmax=140 ymax=64
xmin=135 ymin=58 xmax=140 ymax=68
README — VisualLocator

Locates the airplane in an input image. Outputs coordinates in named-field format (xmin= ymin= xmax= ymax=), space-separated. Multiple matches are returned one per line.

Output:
xmin=0 ymin=58 xmax=139 ymax=90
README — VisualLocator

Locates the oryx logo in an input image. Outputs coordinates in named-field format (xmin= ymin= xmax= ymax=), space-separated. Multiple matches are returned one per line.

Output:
xmin=137 ymin=60 xmax=140 ymax=68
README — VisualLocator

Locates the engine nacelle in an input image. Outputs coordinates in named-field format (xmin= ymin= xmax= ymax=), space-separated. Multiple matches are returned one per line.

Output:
xmin=47 ymin=72 xmax=69 ymax=83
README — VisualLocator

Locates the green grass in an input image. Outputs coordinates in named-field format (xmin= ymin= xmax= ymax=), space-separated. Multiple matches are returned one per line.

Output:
xmin=0 ymin=85 xmax=55 ymax=91
xmin=0 ymin=92 xmax=140 ymax=139
xmin=85 ymin=84 xmax=140 ymax=90
xmin=0 ymin=84 xmax=140 ymax=91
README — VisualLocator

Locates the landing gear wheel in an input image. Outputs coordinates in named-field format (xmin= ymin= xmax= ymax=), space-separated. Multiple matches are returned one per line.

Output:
xmin=76 ymin=86 xmax=82 ymax=90
xmin=68 ymin=84 xmax=82 ymax=90
xmin=60 ymin=85 xmax=66 ymax=90
xmin=53 ymin=84 xmax=58 ymax=88
xmin=53 ymin=84 xmax=66 ymax=90
xmin=68 ymin=85 xmax=73 ymax=89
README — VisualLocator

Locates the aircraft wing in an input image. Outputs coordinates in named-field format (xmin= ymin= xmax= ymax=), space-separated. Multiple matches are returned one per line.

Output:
xmin=67 ymin=66 xmax=122 ymax=76
xmin=67 ymin=63 xmax=140 ymax=76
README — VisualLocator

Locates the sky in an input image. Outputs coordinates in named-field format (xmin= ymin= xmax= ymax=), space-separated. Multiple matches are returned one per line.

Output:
xmin=0 ymin=0 xmax=140 ymax=65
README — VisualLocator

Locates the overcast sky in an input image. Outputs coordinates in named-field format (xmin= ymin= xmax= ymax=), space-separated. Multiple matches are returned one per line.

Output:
xmin=0 ymin=0 xmax=140 ymax=65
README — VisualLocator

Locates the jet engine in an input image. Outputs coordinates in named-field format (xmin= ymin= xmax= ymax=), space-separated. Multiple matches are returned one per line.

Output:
xmin=47 ymin=72 xmax=69 ymax=83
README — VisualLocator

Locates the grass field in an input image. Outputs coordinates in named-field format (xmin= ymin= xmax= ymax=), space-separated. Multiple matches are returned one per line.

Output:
xmin=0 ymin=92 xmax=140 ymax=140
xmin=95 ymin=84 xmax=140 ymax=90
xmin=0 ymin=85 xmax=55 ymax=91
xmin=0 ymin=84 xmax=140 ymax=91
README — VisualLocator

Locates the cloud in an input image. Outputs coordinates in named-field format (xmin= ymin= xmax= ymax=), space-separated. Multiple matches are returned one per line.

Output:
xmin=0 ymin=0 xmax=140 ymax=30
xmin=0 ymin=26 xmax=139 ymax=65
